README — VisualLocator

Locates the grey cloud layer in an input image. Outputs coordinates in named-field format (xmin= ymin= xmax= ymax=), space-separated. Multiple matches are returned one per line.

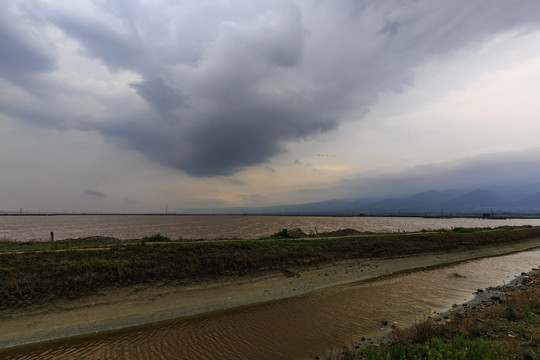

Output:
xmin=2 ymin=0 xmax=540 ymax=176
xmin=295 ymin=148 xmax=540 ymax=203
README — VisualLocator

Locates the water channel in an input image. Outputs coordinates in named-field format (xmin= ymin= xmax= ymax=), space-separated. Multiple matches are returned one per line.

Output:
xmin=2 ymin=249 xmax=540 ymax=359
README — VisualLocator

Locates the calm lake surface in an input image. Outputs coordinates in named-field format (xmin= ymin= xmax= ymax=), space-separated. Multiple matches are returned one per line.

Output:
xmin=2 ymin=215 xmax=540 ymax=241
xmin=2 ymin=250 xmax=540 ymax=360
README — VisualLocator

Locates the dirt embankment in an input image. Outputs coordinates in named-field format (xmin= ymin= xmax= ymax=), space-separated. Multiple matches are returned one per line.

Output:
xmin=3 ymin=226 xmax=540 ymax=310
xmin=1 ymin=229 xmax=540 ymax=349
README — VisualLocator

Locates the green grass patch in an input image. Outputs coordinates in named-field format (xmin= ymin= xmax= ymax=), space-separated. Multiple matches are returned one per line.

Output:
xmin=349 ymin=336 xmax=508 ymax=360
xmin=141 ymin=233 xmax=171 ymax=243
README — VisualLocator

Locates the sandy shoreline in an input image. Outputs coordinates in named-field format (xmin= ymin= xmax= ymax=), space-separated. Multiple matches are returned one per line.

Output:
xmin=1 ymin=237 xmax=540 ymax=349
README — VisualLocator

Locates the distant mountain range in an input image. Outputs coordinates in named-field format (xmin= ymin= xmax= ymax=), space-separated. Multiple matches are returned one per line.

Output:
xmin=197 ymin=184 xmax=540 ymax=216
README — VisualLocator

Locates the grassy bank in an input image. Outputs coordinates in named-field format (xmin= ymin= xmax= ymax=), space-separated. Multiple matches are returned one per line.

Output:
xmin=1 ymin=226 xmax=540 ymax=309
xmin=322 ymin=272 xmax=540 ymax=360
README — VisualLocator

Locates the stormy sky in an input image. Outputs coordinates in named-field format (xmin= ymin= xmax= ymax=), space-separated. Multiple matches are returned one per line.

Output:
xmin=2 ymin=0 xmax=540 ymax=213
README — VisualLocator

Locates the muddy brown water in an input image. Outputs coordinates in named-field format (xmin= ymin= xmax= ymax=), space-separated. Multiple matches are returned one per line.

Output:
xmin=2 ymin=249 xmax=540 ymax=360
xmin=2 ymin=215 xmax=540 ymax=241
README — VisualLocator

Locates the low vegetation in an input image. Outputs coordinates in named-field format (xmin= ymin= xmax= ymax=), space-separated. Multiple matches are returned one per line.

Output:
xmin=1 ymin=226 xmax=540 ymax=309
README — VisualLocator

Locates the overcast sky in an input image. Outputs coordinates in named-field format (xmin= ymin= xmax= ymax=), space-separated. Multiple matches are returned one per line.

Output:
xmin=2 ymin=0 xmax=540 ymax=213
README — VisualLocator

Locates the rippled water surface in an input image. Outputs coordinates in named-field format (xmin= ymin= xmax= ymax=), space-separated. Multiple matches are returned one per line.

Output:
xmin=2 ymin=215 xmax=540 ymax=241
xmin=2 ymin=250 xmax=540 ymax=360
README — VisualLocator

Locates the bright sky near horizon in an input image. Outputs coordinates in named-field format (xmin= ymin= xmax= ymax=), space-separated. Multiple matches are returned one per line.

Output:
xmin=2 ymin=0 xmax=540 ymax=213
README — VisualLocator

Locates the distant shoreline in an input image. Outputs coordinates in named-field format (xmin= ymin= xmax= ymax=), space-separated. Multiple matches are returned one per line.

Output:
xmin=2 ymin=213 xmax=540 ymax=219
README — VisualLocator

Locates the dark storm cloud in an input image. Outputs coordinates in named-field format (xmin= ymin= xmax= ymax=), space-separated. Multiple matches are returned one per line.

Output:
xmin=85 ymin=190 xmax=105 ymax=198
xmin=2 ymin=0 xmax=540 ymax=177
xmin=130 ymin=78 xmax=185 ymax=114
xmin=43 ymin=4 xmax=148 ymax=72
xmin=0 ymin=3 xmax=56 ymax=85
xmin=103 ymin=99 xmax=335 ymax=176
xmin=0 ymin=23 xmax=55 ymax=77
